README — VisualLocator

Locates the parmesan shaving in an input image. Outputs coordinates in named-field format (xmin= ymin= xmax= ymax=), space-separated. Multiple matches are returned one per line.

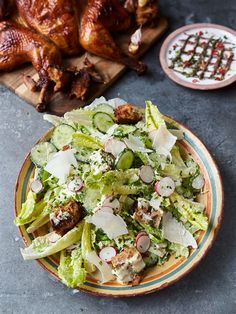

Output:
xmin=87 ymin=209 xmax=128 ymax=240
xmin=45 ymin=149 xmax=77 ymax=184
xmin=149 ymin=125 xmax=177 ymax=156
xmin=162 ymin=212 xmax=197 ymax=249
xmin=124 ymin=134 xmax=152 ymax=153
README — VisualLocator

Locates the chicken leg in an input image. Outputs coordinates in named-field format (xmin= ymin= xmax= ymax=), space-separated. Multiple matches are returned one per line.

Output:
xmin=0 ymin=21 xmax=71 ymax=111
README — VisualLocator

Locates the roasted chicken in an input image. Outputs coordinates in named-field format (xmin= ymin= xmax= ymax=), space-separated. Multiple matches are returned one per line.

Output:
xmin=15 ymin=0 xmax=83 ymax=56
xmin=124 ymin=0 xmax=160 ymax=26
xmin=0 ymin=21 xmax=69 ymax=111
xmin=79 ymin=0 xmax=146 ymax=73
xmin=0 ymin=0 xmax=160 ymax=110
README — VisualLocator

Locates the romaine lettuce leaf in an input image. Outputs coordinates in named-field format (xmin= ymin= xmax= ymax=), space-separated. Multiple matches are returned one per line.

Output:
xmin=81 ymin=222 xmax=96 ymax=273
xmin=26 ymin=210 xmax=50 ymax=233
xmin=72 ymin=133 xmax=103 ymax=150
xmin=64 ymin=109 xmax=95 ymax=127
xmin=58 ymin=248 xmax=87 ymax=288
xmin=21 ymin=220 xmax=85 ymax=260
xmin=145 ymin=100 xmax=166 ymax=131
xmin=14 ymin=191 xmax=46 ymax=226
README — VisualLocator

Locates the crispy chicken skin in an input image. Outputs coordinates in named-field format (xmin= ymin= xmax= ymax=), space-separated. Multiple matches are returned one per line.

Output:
xmin=0 ymin=21 xmax=61 ymax=72
xmin=50 ymin=201 xmax=83 ymax=235
xmin=114 ymin=103 xmax=143 ymax=124
xmin=0 ymin=21 xmax=72 ymax=111
xmin=79 ymin=0 xmax=147 ymax=74
xmin=0 ymin=0 xmax=159 ymax=109
xmin=15 ymin=0 xmax=82 ymax=56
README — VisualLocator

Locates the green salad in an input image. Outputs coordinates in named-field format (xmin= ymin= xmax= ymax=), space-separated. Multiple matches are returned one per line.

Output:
xmin=15 ymin=97 xmax=208 ymax=288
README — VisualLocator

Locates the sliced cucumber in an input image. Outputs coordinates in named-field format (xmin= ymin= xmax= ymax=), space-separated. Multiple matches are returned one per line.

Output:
xmin=116 ymin=149 xmax=134 ymax=170
xmin=94 ymin=103 xmax=114 ymax=115
xmin=113 ymin=125 xmax=137 ymax=137
xmin=51 ymin=124 xmax=76 ymax=150
xmin=31 ymin=142 xmax=57 ymax=167
xmin=75 ymin=148 xmax=94 ymax=163
xmin=93 ymin=112 xmax=114 ymax=133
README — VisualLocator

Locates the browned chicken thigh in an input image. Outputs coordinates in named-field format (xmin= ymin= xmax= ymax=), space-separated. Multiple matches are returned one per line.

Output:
xmin=15 ymin=0 xmax=82 ymax=56
xmin=79 ymin=0 xmax=147 ymax=74
xmin=0 ymin=0 xmax=160 ymax=110
xmin=0 ymin=21 xmax=71 ymax=111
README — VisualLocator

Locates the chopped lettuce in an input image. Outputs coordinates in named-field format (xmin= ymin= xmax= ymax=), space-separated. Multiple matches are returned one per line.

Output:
xmin=58 ymin=248 xmax=87 ymax=288
xmin=85 ymin=169 xmax=146 ymax=195
xmin=139 ymin=222 xmax=164 ymax=243
xmin=168 ymin=243 xmax=189 ymax=258
xmin=170 ymin=192 xmax=208 ymax=231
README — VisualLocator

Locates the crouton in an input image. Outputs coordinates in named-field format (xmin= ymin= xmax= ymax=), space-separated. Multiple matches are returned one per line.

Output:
xmin=114 ymin=103 xmax=143 ymax=124
xmin=111 ymin=247 xmax=145 ymax=284
xmin=50 ymin=201 xmax=82 ymax=235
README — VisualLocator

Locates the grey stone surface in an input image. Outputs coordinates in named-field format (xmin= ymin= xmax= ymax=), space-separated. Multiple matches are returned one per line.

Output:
xmin=0 ymin=1 xmax=236 ymax=313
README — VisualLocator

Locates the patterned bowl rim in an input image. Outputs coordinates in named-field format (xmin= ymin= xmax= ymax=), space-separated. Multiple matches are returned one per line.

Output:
xmin=14 ymin=115 xmax=224 ymax=297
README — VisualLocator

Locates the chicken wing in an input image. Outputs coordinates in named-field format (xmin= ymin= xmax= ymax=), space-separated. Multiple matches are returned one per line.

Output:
xmin=15 ymin=0 xmax=82 ymax=56
xmin=79 ymin=0 xmax=147 ymax=74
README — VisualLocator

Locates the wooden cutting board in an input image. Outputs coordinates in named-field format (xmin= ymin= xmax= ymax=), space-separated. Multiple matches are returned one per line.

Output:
xmin=0 ymin=17 xmax=167 ymax=116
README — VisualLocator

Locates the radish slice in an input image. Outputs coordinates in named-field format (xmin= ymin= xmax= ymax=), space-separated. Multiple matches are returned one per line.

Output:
xmin=136 ymin=235 xmax=150 ymax=253
xmin=155 ymin=177 xmax=175 ymax=197
xmin=99 ymin=246 xmax=117 ymax=263
xmin=30 ymin=179 xmax=43 ymax=194
xmin=99 ymin=206 xmax=113 ymax=214
xmin=192 ymin=174 xmax=205 ymax=190
xmin=139 ymin=165 xmax=154 ymax=184
xmin=47 ymin=232 xmax=61 ymax=243
xmin=67 ymin=176 xmax=83 ymax=192
xmin=136 ymin=231 xmax=148 ymax=242
xmin=103 ymin=196 xmax=120 ymax=210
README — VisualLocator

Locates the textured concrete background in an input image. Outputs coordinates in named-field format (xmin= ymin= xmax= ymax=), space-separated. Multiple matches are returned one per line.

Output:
xmin=0 ymin=1 xmax=236 ymax=313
